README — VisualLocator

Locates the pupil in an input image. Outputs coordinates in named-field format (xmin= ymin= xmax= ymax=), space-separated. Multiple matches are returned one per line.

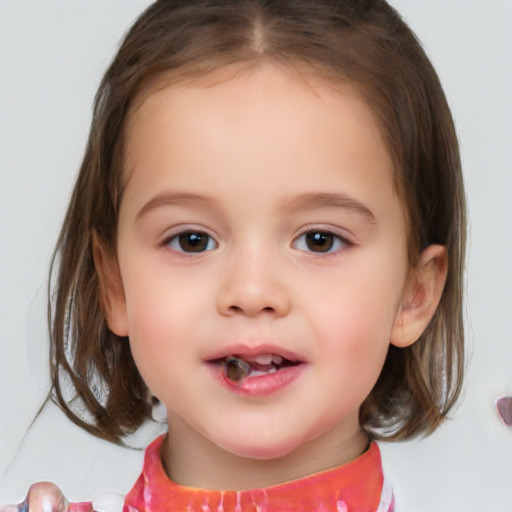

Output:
xmin=179 ymin=232 xmax=208 ymax=252
xmin=306 ymin=232 xmax=333 ymax=252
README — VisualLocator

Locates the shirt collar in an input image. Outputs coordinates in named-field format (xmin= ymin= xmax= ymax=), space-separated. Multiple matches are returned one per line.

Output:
xmin=123 ymin=434 xmax=393 ymax=512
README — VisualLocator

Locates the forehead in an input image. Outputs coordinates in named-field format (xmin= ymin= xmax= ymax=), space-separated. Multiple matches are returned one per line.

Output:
xmin=123 ymin=62 xmax=394 ymax=186
xmin=118 ymin=62 xmax=409 ymax=255
xmin=124 ymin=62 xmax=397 ymax=196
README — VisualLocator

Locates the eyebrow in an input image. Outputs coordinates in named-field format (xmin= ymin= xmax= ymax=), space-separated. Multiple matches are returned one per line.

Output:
xmin=136 ymin=192 xmax=216 ymax=220
xmin=136 ymin=190 xmax=376 ymax=223
xmin=282 ymin=192 xmax=376 ymax=223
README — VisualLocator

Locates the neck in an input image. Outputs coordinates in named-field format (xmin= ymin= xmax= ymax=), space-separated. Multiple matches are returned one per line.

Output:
xmin=162 ymin=413 xmax=369 ymax=490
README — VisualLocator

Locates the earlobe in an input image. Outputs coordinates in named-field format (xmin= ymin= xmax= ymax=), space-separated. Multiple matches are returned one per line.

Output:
xmin=92 ymin=231 xmax=129 ymax=337
xmin=390 ymin=244 xmax=448 ymax=348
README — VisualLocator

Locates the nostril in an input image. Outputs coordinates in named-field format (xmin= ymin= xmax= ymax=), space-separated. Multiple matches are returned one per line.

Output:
xmin=227 ymin=305 xmax=276 ymax=314
xmin=218 ymin=284 xmax=290 ymax=317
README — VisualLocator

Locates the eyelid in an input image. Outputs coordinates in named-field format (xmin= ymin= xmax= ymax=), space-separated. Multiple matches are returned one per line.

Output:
xmin=292 ymin=225 xmax=355 ymax=254
xmin=159 ymin=225 xmax=219 ymax=253
xmin=294 ymin=224 xmax=355 ymax=242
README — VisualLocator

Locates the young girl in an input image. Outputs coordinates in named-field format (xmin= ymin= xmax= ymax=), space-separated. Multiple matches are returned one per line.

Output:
xmin=5 ymin=0 xmax=466 ymax=510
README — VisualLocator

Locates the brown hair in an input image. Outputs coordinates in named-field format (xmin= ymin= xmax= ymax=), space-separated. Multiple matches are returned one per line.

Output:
xmin=50 ymin=0 xmax=466 ymax=443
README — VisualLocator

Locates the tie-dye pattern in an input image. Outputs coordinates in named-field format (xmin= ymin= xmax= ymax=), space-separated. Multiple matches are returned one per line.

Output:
xmin=69 ymin=435 xmax=394 ymax=512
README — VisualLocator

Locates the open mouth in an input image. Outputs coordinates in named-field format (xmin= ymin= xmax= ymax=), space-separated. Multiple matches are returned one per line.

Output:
xmin=213 ymin=354 xmax=301 ymax=384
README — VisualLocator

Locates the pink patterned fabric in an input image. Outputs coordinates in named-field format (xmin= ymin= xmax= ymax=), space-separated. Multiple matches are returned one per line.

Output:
xmin=70 ymin=435 xmax=394 ymax=512
xmin=69 ymin=502 xmax=94 ymax=512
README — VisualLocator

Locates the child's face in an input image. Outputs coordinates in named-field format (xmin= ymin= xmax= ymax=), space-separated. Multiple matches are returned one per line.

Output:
xmin=106 ymin=65 xmax=413 ymax=464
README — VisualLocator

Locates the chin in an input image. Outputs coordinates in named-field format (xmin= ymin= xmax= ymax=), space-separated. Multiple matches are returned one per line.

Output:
xmin=219 ymin=434 xmax=305 ymax=461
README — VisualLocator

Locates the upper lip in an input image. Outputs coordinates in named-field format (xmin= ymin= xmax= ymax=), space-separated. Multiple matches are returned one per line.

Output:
xmin=204 ymin=343 xmax=305 ymax=363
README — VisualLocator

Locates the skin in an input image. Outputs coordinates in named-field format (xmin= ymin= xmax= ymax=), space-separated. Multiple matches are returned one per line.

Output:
xmin=9 ymin=63 xmax=447 ymax=508
xmin=95 ymin=63 xmax=446 ymax=490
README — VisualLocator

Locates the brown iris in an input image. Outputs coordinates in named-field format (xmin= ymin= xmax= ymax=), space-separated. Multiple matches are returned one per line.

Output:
xmin=305 ymin=231 xmax=334 ymax=252
xmin=178 ymin=232 xmax=210 ymax=252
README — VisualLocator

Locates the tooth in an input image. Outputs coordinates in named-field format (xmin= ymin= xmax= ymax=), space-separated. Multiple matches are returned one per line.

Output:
xmin=254 ymin=354 xmax=273 ymax=365
xmin=268 ymin=367 xmax=276 ymax=374
xmin=272 ymin=355 xmax=283 ymax=365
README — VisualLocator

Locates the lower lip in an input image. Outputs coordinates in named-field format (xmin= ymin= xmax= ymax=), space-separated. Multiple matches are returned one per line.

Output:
xmin=210 ymin=364 xmax=305 ymax=397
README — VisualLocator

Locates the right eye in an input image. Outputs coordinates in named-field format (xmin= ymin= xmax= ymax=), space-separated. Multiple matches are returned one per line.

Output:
xmin=165 ymin=231 xmax=217 ymax=253
xmin=292 ymin=230 xmax=348 ymax=254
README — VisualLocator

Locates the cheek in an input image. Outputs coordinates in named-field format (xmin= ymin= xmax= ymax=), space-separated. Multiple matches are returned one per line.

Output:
xmin=319 ymin=270 xmax=403 ymax=334
xmin=308 ymin=254 xmax=407 ymax=365
xmin=325 ymin=305 xmax=391 ymax=371
xmin=119 ymin=264 xmax=213 ymax=393
xmin=125 ymin=297 xmax=172 ymax=391
xmin=119 ymin=273 xmax=177 ymax=383
xmin=121 ymin=257 xmax=200 ymax=341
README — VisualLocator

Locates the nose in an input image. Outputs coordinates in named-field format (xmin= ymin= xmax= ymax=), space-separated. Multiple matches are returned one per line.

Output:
xmin=216 ymin=249 xmax=291 ymax=318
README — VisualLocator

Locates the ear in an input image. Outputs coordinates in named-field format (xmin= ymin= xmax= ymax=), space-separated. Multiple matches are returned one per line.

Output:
xmin=390 ymin=244 xmax=448 ymax=348
xmin=92 ymin=231 xmax=129 ymax=337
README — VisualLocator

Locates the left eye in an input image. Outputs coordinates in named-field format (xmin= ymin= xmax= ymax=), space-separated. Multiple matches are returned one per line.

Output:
xmin=165 ymin=231 xmax=217 ymax=253
xmin=293 ymin=230 xmax=346 ymax=253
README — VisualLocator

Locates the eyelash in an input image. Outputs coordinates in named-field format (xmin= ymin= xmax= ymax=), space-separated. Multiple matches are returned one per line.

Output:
xmin=162 ymin=230 xmax=218 ymax=254
xmin=160 ymin=227 xmax=353 ymax=255
xmin=292 ymin=229 xmax=353 ymax=255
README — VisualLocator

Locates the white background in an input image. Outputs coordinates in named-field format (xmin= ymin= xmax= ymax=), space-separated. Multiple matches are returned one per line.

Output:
xmin=1 ymin=1 xmax=511 ymax=510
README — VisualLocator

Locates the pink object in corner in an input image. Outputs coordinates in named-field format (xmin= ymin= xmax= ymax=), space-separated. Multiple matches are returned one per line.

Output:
xmin=496 ymin=395 xmax=512 ymax=427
